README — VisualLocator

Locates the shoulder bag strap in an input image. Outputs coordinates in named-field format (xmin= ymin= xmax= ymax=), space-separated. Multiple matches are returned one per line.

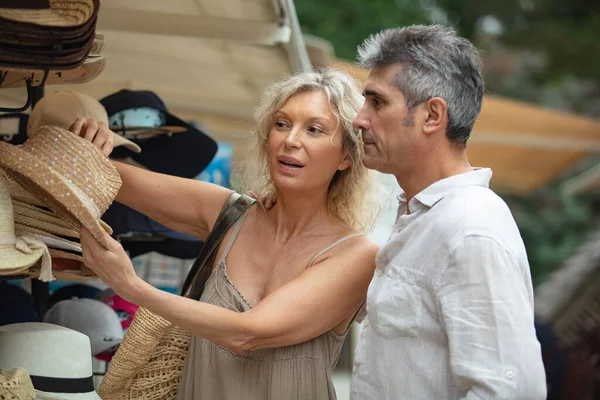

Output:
xmin=181 ymin=192 xmax=256 ymax=300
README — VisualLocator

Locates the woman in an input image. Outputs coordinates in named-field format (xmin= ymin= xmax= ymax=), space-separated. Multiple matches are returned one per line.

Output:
xmin=75 ymin=69 xmax=380 ymax=399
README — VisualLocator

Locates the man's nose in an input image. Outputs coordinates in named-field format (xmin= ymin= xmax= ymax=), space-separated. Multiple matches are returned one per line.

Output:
xmin=353 ymin=108 xmax=370 ymax=131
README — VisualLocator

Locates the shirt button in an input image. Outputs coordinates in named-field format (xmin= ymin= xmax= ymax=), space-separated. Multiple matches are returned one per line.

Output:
xmin=375 ymin=269 xmax=383 ymax=277
xmin=505 ymin=370 xmax=514 ymax=379
xmin=363 ymin=318 xmax=369 ymax=327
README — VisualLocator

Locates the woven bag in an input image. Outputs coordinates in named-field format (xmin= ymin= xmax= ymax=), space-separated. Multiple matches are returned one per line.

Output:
xmin=98 ymin=193 xmax=255 ymax=400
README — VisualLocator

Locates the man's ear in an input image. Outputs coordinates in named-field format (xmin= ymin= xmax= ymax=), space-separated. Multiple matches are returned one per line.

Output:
xmin=423 ymin=97 xmax=447 ymax=136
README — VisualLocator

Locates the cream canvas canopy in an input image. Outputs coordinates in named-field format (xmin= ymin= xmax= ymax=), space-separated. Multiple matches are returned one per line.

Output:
xmin=1 ymin=0 xmax=599 ymax=195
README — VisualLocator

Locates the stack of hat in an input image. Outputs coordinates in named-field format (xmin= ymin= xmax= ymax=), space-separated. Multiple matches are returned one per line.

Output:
xmin=0 ymin=91 xmax=124 ymax=281
xmin=0 ymin=0 xmax=105 ymax=88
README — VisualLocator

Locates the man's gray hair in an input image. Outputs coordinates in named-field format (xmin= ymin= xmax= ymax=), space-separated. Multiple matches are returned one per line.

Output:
xmin=357 ymin=25 xmax=484 ymax=145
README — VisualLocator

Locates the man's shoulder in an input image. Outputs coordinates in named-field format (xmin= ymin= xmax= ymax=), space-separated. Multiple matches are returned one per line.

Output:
xmin=428 ymin=185 xmax=522 ymax=245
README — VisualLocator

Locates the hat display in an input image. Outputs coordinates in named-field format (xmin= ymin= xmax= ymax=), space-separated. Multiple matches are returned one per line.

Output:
xmin=0 ymin=0 xmax=101 ymax=81
xmin=0 ymin=282 xmax=39 ymax=326
xmin=0 ymin=113 xmax=28 ymax=145
xmin=0 ymin=173 xmax=50 ymax=278
xmin=0 ymin=322 xmax=101 ymax=399
xmin=28 ymin=91 xmax=141 ymax=153
xmin=44 ymin=298 xmax=124 ymax=355
xmin=0 ymin=0 xmax=96 ymax=28
xmin=0 ymin=57 xmax=106 ymax=89
xmin=104 ymin=294 xmax=139 ymax=333
xmin=13 ymin=200 xmax=80 ymax=238
xmin=0 ymin=367 xmax=36 ymax=400
xmin=48 ymin=284 xmax=101 ymax=309
xmin=101 ymin=90 xmax=218 ymax=178
xmin=0 ymin=125 xmax=122 ymax=248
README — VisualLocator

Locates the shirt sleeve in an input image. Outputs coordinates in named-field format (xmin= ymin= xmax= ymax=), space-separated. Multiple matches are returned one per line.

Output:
xmin=434 ymin=235 xmax=547 ymax=400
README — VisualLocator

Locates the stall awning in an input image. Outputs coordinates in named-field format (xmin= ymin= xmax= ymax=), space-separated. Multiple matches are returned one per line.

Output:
xmin=0 ymin=0 xmax=310 ymax=163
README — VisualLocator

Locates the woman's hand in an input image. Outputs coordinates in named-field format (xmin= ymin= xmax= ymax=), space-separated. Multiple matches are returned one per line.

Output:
xmin=80 ymin=226 xmax=142 ymax=303
xmin=69 ymin=117 xmax=115 ymax=157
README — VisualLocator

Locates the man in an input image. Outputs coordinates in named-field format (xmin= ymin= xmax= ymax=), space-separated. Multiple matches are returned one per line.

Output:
xmin=350 ymin=25 xmax=547 ymax=399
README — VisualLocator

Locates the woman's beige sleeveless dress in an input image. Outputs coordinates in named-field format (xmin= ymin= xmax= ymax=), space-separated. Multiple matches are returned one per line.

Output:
xmin=176 ymin=211 xmax=362 ymax=399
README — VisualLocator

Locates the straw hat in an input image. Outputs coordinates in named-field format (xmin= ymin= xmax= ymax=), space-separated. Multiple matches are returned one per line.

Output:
xmin=0 ymin=0 xmax=96 ymax=28
xmin=0 ymin=57 xmax=105 ymax=89
xmin=0 ymin=174 xmax=50 ymax=278
xmin=1 ymin=170 xmax=113 ymax=235
xmin=28 ymin=91 xmax=141 ymax=153
xmin=0 ymin=322 xmax=101 ymax=400
xmin=12 ymin=200 xmax=79 ymax=238
xmin=0 ymin=126 xmax=122 ymax=248
xmin=0 ymin=367 xmax=36 ymax=400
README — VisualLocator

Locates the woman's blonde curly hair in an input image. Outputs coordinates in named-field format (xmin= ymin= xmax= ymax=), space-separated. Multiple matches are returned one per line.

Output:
xmin=236 ymin=68 xmax=380 ymax=233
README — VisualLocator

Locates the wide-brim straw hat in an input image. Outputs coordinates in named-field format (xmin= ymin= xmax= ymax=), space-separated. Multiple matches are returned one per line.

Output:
xmin=1 ymin=170 xmax=112 ymax=235
xmin=0 ymin=174 xmax=46 ymax=276
xmin=0 ymin=0 xmax=97 ymax=28
xmin=13 ymin=202 xmax=80 ymax=239
xmin=0 ymin=367 xmax=36 ymax=400
xmin=0 ymin=126 xmax=121 ymax=248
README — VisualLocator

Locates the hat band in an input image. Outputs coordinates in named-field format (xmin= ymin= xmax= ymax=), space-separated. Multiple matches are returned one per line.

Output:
xmin=30 ymin=374 xmax=95 ymax=394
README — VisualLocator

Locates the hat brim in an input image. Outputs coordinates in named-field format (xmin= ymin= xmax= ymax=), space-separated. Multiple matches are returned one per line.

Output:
xmin=48 ymin=248 xmax=84 ymax=263
xmin=124 ymin=113 xmax=217 ymax=178
xmin=0 ymin=57 xmax=106 ymax=89
xmin=0 ymin=143 xmax=111 ymax=248
xmin=13 ymin=199 xmax=113 ymax=235
xmin=112 ymin=134 xmax=141 ymax=153
xmin=0 ymin=244 xmax=45 ymax=275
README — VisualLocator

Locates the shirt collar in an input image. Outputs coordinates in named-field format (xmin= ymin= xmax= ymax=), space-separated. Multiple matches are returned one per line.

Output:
xmin=396 ymin=168 xmax=492 ymax=209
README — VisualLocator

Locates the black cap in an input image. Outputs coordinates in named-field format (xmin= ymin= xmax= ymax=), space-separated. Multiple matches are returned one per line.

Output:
xmin=100 ymin=90 xmax=218 ymax=178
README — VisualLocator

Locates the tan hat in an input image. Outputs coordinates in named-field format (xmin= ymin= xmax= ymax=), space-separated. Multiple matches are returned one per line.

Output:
xmin=0 ymin=126 xmax=122 ymax=248
xmin=0 ymin=174 xmax=50 ymax=278
xmin=28 ymin=91 xmax=141 ymax=153
xmin=0 ymin=57 xmax=105 ymax=89
xmin=12 ymin=200 xmax=80 ymax=238
xmin=1 ymin=170 xmax=112 ymax=235
xmin=0 ymin=367 xmax=36 ymax=400
xmin=0 ymin=0 xmax=96 ymax=28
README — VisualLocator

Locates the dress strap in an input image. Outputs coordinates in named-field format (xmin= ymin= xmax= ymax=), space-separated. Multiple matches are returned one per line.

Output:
xmin=307 ymin=233 xmax=364 ymax=268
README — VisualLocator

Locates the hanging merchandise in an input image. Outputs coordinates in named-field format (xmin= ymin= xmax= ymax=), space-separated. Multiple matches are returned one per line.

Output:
xmin=0 ymin=174 xmax=50 ymax=278
xmin=0 ymin=367 xmax=36 ymax=400
xmin=44 ymin=298 xmax=123 ymax=356
xmin=100 ymin=90 xmax=218 ymax=178
xmin=0 ymin=0 xmax=104 ymax=89
xmin=0 ymin=322 xmax=101 ymax=399
xmin=0 ymin=113 xmax=28 ymax=145
xmin=0 ymin=126 xmax=121 ymax=280
xmin=94 ymin=290 xmax=140 ymax=362
xmin=0 ymin=282 xmax=39 ymax=326
xmin=48 ymin=284 xmax=101 ymax=309
xmin=0 ymin=126 xmax=122 ymax=247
